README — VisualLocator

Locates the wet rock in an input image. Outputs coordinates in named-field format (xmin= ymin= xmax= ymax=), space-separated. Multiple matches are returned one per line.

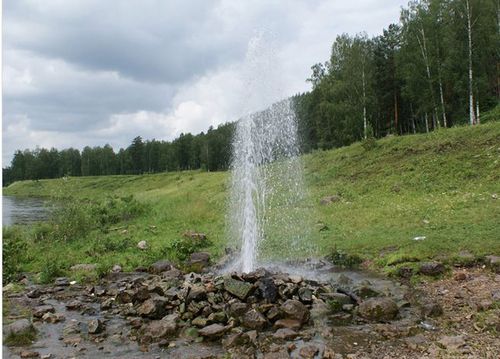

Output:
xmin=228 ymin=302 xmax=248 ymax=318
xmin=358 ymin=297 xmax=399 ymax=321
xmin=419 ymin=262 xmax=445 ymax=276
xmin=222 ymin=332 xmax=250 ymax=348
xmin=100 ymin=298 xmax=114 ymax=310
xmin=397 ymin=267 xmax=414 ymax=279
xmin=198 ymin=323 xmax=228 ymax=339
xmin=4 ymin=319 xmax=35 ymax=337
xmin=298 ymin=287 xmax=313 ymax=303
xmin=42 ymin=312 xmax=65 ymax=323
xmin=88 ymin=319 xmax=105 ymax=334
xmin=207 ymin=311 xmax=226 ymax=324
xmin=187 ymin=285 xmax=207 ymax=302
xmin=274 ymin=319 xmax=302 ymax=330
xmin=26 ymin=288 xmax=42 ymax=298
xmin=187 ymin=252 xmax=210 ymax=270
xmin=289 ymin=275 xmax=303 ymax=284
xmin=485 ymin=255 xmax=500 ymax=273
xmin=281 ymin=300 xmax=310 ymax=324
xmin=263 ymin=346 xmax=290 ymax=359
xmin=132 ymin=286 xmax=151 ymax=303
xmin=311 ymin=299 xmax=330 ymax=321
xmin=70 ymin=264 xmax=97 ymax=272
xmin=20 ymin=350 xmax=40 ymax=358
xmin=242 ymin=309 xmax=268 ymax=330
xmin=266 ymin=306 xmax=281 ymax=321
xmin=66 ymin=300 xmax=83 ymax=310
xmin=137 ymin=295 xmax=167 ymax=319
xmin=33 ymin=305 xmax=55 ymax=318
xmin=336 ymin=274 xmax=353 ymax=285
xmin=258 ymin=277 xmax=278 ymax=303
xmin=299 ymin=344 xmax=320 ymax=358
xmin=162 ymin=268 xmax=184 ymax=281
xmin=62 ymin=320 xmax=81 ymax=336
xmin=273 ymin=328 xmax=299 ymax=340
xmin=224 ymin=277 xmax=254 ymax=300
xmin=437 ymin=335 xmax=466 ymax=350
xmin=54 ymin=277 xmax=70 ymax=286
xmin=353 ymin=285 xmax=380 ymax=299
xmin=137 ymin=240 xmax=148 ymax=250
xmin=145 ymin=313 xmax=179 ymax=339
xmin=149 ymin=260 xmax=173 ymax=274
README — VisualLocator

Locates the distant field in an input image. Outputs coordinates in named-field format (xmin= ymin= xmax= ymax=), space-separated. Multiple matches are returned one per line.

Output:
xmin=4 ymin=122 xmax=500 ymax=277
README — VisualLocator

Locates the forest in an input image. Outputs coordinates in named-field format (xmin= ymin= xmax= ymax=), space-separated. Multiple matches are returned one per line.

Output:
xmin=3 ymin=0 xmax=498 ymax=186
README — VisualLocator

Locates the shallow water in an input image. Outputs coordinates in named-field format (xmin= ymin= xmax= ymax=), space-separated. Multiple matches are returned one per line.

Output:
xmin=2 ymin=196 xmax=51 ymax=226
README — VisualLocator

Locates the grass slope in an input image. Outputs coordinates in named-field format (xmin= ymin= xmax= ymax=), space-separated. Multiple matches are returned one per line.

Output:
xmin=4 ymin=122 xmax=500 ymax=276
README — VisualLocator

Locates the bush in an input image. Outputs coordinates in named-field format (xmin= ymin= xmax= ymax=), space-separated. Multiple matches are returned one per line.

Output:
xmin=39 ymin=254 xmax=68 ymax=284
xmin=167 ymin=235 xmax=211 ymax=261
xmin=2 ymin=227 xmax=27 ymax=284
xmin=327 ymin=248 xmax=363 ymax=269
xmin=51 ymin=201 xmax=93 ymax=242
xmin=91 ymin=195 xmax=145 ymax=229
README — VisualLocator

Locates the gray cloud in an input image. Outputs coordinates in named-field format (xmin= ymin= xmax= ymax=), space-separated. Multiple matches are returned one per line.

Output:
xmin=3 ymin=0 xmax=407 ymax=165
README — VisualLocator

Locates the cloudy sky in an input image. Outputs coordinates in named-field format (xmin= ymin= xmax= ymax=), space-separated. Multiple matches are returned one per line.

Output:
xmin=3 ymin=0 xmax=407 ymax=165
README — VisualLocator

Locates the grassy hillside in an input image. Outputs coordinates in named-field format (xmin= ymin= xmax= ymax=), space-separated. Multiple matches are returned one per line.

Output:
xmin=4 ymin=122 xmax=500 ymax=279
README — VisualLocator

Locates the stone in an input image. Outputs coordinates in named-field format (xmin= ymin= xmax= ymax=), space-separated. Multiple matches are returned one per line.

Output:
xmin=101 ymin=298 xmax=114 ymax=310
xmin=258 ymin=277 xmax=278 ymax=303
xmin=146 ymin=313 xmax=179 ymax=339
xmin=298 ymin=287 xmax=313 ymax=303
xmin=454 ymin=272 xmax=467 ymax=281
xmin=66 ymin=300 xmax=82 ymax=310
xmin=397 ymin=267 xmax=414 ymax=278
xmin=485 ymin=255 xmax=500 ymax=273
xmin=224 ymin=277 xmax=254 ymax=300
xmin=353 ymin=285 xmax=380 ymax=299
xmin=149 ymin=260 xmax=173 ymax=274
xmin=273 ymin=328 xmax=299 ymax=340
xmin=192 ymin=316 xmax=208 ymax=327
xmin=267 ymin=306 xmax=281 ymax=321
xmin=26 ymin=288 xmax=42 ymax=298
xmin=111 ymin=264 xmax=122 ymax=273
xmin=187 ymin=285 xmax=207 ymax=302
xmin=358 ymin=297 xmax=399 ymax=321
xmin=42 ymin=312 xmax=65 ymax=324
xmin=88 ymin=319 xmax=105 ymax=334
xmin=70 ymin=264 xmax=97 ymax=272
xmin=62 ymin=320 xmax=81 ymax=336
xmin=137 ymin=240 xmax=148 ymax=250
xmin=289 ymin=275 xmax=303 ymax=284
xmin=33 ymin=305 xmax=55 ymax=318
xmin=299 ymin=344 xmax=320 ymax=358
xmin=228 ymin=302 xmax=248 ymax=317
xmin=274 ymin=319 xmax=302 ymax=330
xmin=222 ymin=332 xmax=250 ymax=348
xmin=137 ymin=296 xmax=167 ymax=319
xmin=4 ymin=319 xmax=35 ymax=337
xmin=242 ymin=309 xmax=268 ymax=330
xmin=281 ymin=300 xmax=310 ymax=324
xmin=421 ymin=302 xmax=443 ymax=317
xmin=198 ymin=324 xmax=228 ymax=339
xmin=418 ymin=262 xmax=445 ymax=276
xmin=438 ymin=335 xmax=466 ymax=350
xmin=54 ymin=277 xmax=70 ymax=286
xmin=20 ymin=350 xmax=40 ymax=358
xmin=188 ymin=252 xmax=210 ymax=267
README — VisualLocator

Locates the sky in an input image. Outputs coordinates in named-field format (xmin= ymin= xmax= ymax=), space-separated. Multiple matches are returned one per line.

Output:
xmin=2 ymin=0 xmax=407 ymax=165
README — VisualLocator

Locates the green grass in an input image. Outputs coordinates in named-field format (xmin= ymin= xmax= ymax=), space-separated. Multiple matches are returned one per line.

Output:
xmin=3 ymin=122 xmax=500 ymax=280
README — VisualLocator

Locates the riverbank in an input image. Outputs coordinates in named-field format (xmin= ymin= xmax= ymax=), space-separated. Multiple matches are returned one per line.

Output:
xmin=4 ymin=122 xmax=500 ymax=282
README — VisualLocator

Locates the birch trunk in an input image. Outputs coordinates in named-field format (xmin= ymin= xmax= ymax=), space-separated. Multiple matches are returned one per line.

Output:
xmin=466 ymin=0 xmax=476 ymax=125
xmin=362 ymin=65 xmax=367 ymax=139
xmin=425 ymin=113 xmax=429 ymax=133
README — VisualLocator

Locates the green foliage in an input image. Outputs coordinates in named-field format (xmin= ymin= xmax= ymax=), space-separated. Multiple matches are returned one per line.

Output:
xmin=51 ymin=201 xmax=94 ymax=242
xmin=38 ymin=254 xmax=68 ymax=284
xmin=167 ymin=235 xmax=212 ymax=261
xmin=2 ymin=227 xmax=27 ymax=284
xmin=4 ymin=328 xmax=37 ymax=346
xmin=361 ymin=137 xmax=378 ymax=151
xmin=327 ymin=248 xmax=363 ymax=269
xmin=91 ymin=195 xmax=145 ymax=228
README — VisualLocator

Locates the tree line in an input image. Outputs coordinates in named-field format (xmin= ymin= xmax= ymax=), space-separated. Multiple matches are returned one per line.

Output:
xmin=3 ymin=0 xmax=498 ymax=186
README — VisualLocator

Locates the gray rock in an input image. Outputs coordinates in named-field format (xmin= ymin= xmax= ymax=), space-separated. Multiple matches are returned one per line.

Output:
xmin=224 ymin=277 xmax=254 ymax=300
xmin=26 ymin=288 xmax=42 ymax=299
xmin=54 ymin=277 xmax=70 ymax=286
xmin=111 ymin=264 xmax=122 ymax=273
xmin=358 ymin=297 xmax=399 ymax=321
xmin=20 ymin=350 xmax=40 ymax=358
xmin=485 ymin=255 xmax=500 ymax=273
xmin=320 ymin=195 xmax=341 ymax=205
xmin=149 ymin=260 xmax=173 ymax=274
xmin=438 ymin=335 xmax=466 ymax=350
xmin=33 ymin=305 xmax=55 ymax=318
xmin=187 ymin=285 xmax=207 ymax=302
xmin=299 ymin=344 xmax=320 ymax=359
xmin=242 ymin=309 xmax=268 ymax=330
xmin=41 ymin=312 xmax=65 ymax=324
xmin=258 ymin=277 xmax=278 ymax=303
xmin=421 ymin=302 xmax=443 ymax=317
xmin=137 ymin=296 xmax=167 ymax=319
xmin=146 ymin=313 xmax=179 ymax=339
xmin=222 ymin=332 xmax=250 ymax=349
xmin=188 ymin=252 xmax=210 ymax=268
xmin=227 ymin=302 xmax=248 ymax=318
xmin=198 ymin=324 xmax=228 ymax=339
xmin=419 ymin=262 xmax=445 ymax=276
xmin=274 ymin=319 xmax=302 ymax=330
xmin=88 ymin=319 xmax=105 ymax=334
xmin=4 ymin=319 xmax=35 ymax=337
xmin=353 ymin=285 xmax=380 ymax=299
xmin=273 ymin=328 xmax=298 ymax=340
xmin=298 ymin=287 xmax=313 ymax=303
xmin=137 ymin=240 xmax=148 ymax=250
xmin=281 ymin=299 xmax=310 ymax=324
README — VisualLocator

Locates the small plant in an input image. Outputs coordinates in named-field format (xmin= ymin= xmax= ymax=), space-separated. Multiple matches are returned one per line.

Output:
xmin=167 ymin=234 xmax=211 ymax=261
xmin=327 ymin=248 xmax=363 ymax=269
xmin=39 ymin=254 xmax=67 ymax=284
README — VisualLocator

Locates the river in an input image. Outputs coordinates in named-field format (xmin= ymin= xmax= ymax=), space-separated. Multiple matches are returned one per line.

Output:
xmin=2 ymin=196 xmax=52 ymax=226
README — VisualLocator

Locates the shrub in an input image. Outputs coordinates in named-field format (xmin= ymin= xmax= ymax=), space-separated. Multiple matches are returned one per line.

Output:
xmin=2 ymin=227 xmax=27 ymax=284
xmin=39 ymin=254 xmax=68 ymax=284
xmin=327 ymin=248 xmax=363 ymax=269
xmin=167 ymin=235 xmax=211 ymax=261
